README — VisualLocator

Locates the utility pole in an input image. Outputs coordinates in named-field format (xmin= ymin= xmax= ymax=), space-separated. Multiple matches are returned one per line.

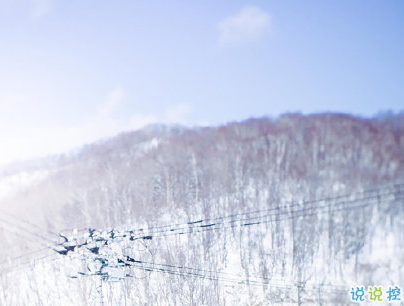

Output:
xmin=297 ymin=284 xmax=303 ymax=306
xmin=96 ymin=275 xmax=104 ymax=306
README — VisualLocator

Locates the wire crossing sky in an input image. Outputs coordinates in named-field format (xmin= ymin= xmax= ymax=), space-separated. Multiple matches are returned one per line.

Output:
xmin=0 ymin=0 xmax=403 ymax=165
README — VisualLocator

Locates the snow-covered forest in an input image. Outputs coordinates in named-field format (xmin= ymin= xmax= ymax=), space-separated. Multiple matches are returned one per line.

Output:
xmin=0 ymin=113 xmax=403 ymax=305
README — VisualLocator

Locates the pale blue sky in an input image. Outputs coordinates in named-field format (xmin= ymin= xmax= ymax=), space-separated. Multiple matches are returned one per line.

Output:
xmin=0 ymin=0 xmax=403 ymax=164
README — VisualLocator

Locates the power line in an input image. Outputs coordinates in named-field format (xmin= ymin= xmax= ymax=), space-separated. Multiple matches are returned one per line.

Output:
xmin=10 ymin=186 xmax=402 ymax=272
xmin=0 ymin=214 xmax=59 ymax=269
xmin=74 ymin=258 xmax=346 ymax=294
xmin=125 ymin=189 xmax=404 ymax=241
xmin=50 ymin=189 xmax=403 ymax=275
xmin=119 ymin=257 xmax=346 ymax=291
xmin=84 ymin=183 xmax=403 ymax=241
xmin=4 ymin=184 xmax=403 ymax=290
xmin=48 ymin=190 xmax=404 ymax=295
xmin=0 ymin=253 xmax=62 ymax=276
xmin=5 ymin=247 xmax=52 ymax=262
xmin=126 ymin=260 xmax=347 ymax=294
xmin=0 ymin=208 xmax=57 ymax=236
xmin=0 ymin=221 xmax=52 ymax=249
xmin=127 ymin=183 xmax=404 ymax=233
xmin=0 ymin=215 xmax=56 ymax=245
xmin=62 ymin=182 xmax=404 ymax=235
xmin=188 ymin=182 xmax=401 ymax=226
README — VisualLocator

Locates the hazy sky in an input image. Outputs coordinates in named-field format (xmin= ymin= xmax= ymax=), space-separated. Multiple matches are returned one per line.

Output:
xmin=0 ymin=0 xmax=403 ymax=165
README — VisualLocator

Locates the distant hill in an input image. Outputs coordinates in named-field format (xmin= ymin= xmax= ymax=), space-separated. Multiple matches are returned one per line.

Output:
xmin=0 ymin=113 xmax=403 ymax=306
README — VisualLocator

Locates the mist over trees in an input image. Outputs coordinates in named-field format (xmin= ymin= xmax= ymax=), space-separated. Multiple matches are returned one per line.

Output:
xmin=0 ymin=113 xmax=403 ymax=305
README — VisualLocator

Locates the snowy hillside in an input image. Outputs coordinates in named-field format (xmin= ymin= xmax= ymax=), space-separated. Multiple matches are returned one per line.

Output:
xmin=0 ymin=113 xmax=403 ymax=306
